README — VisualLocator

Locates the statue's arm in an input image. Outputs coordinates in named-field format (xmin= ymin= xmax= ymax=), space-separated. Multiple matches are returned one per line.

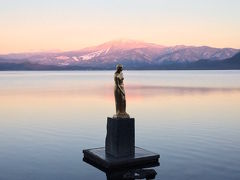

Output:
xmin=117 ymin=78 xmax=125 ymax=95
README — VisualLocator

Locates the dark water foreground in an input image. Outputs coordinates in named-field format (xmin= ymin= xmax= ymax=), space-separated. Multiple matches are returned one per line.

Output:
xmin=0 ymin=70 xmax=240 ymax=180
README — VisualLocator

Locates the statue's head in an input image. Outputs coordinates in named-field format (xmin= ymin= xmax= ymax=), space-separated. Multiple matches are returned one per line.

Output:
xmin=116 ymin=64 xmax=123 ymax=72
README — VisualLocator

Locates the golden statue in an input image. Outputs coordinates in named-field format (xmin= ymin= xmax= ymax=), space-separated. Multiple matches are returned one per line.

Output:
xmin=113 ymin=64 xmax=130 ymax=118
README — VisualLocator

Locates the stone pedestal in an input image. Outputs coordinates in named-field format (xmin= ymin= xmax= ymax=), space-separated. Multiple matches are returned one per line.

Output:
xmin=83 ymin=147 xmax=159 ymax=170
xmin=105 ymin=117 xmax=135 ymax=157
xmin=83 ymin=117 xmax=160 ymax=171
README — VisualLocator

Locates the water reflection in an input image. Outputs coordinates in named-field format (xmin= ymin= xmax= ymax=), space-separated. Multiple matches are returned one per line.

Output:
xmin=83 ymin=157 xmax=159 ymax=180
xmin=1 ymin=84 xmax=240 ymax=99
xmin=0 ymin=71 xmax=240 ymax=180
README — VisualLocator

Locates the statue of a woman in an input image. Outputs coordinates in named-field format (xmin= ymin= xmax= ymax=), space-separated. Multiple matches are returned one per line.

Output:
xmin=113 ymin=64 xmax=130 ymax=118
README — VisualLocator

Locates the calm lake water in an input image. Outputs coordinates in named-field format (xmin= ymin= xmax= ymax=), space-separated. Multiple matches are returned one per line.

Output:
xmin=0 ymin=70 xmax=240 ymax=180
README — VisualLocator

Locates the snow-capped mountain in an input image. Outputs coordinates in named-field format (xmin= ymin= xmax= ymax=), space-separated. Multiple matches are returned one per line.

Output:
xmin=0 ymin=39 xmax=239 ymax=67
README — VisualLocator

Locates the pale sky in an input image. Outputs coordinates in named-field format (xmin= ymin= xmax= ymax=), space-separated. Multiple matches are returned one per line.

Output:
xmin=0 ymin=0 xmax=240 ymax=54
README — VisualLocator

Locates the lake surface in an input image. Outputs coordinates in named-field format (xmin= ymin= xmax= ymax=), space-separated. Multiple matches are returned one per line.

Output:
xmin=0 ymin=70 xmax=240 ymax=180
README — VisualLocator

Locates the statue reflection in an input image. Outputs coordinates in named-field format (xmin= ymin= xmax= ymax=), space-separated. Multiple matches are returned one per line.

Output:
xmin=83 ymin=157 xmax=159 ymax=180
xmin=106 ymin=168 xmax=157 ymax=180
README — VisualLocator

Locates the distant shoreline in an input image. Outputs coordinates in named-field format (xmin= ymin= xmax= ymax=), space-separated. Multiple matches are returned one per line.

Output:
xmin=1 ymin=68 xmax=240 ymax=71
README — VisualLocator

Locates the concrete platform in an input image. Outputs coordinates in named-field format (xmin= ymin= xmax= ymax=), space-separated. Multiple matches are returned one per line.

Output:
xmin=83 ymin=147 xmax=160 ymax=171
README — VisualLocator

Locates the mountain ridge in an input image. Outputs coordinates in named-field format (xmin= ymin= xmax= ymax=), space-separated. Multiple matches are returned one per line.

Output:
xmin=0 ymin=51 xmax=240 ymax=70
xmin=0 ymin=39 xmax=239 ymax=70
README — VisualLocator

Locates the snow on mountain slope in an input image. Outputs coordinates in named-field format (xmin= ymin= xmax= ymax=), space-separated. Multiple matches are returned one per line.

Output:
xmin=156 ymin=46 xmax=238 ymax=63
xmin=80 ymin=48 xmax=110 ymax=60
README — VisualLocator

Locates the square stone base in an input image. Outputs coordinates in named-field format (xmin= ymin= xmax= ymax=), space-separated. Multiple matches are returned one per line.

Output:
xmin=83 ymin=147 xmax=160 ymax=171
xmin=105 ymin=117 xmax=135 ymax=157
